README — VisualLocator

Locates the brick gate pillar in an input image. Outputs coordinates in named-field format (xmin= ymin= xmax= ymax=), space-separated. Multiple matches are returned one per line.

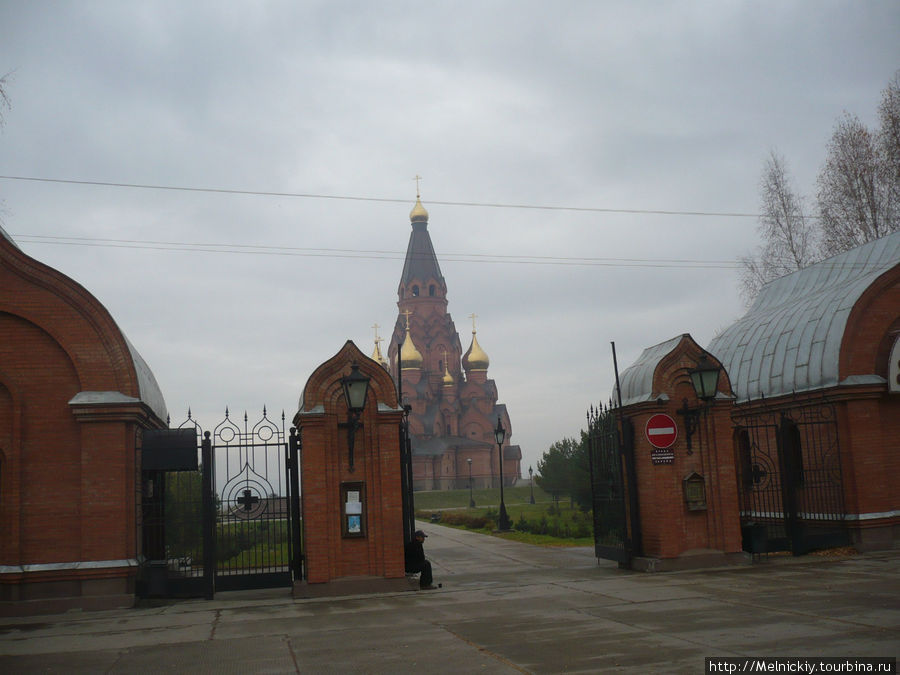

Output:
xmin=617 ymin=334 xmax=747 ymax=571
xmin=292 ymin=341 xmax=408 ymax=597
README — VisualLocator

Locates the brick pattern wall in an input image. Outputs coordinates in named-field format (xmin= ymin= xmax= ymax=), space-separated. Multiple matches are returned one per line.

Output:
xmin=296 ymin=342 xmax=405 ymax=584
xmin=1 ymin=240 xmax=159 ymax=611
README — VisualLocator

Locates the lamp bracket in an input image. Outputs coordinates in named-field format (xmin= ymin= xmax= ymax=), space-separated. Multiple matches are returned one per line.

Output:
xmin=676 ymin=398 xmax=705 ymax=454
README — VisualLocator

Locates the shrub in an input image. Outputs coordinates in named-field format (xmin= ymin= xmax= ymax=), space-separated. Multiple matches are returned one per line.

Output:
xmin=434 ymin=510 xmax=491 ymax=530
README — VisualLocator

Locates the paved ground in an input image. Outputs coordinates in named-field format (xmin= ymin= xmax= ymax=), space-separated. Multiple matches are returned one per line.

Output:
xmin=1 ymin=523 xmax=897 ymax=674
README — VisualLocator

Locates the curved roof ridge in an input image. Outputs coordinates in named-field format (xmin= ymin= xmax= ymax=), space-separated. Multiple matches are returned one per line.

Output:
xmin=1 ymin=229 xmax=167 ymax=422
xmin=709 ymin=231 xmax=900 ymax=402
xmin=0 ymin=223 xmax=21 ymax=250
xmin=614 ymin=334 xmax=687 ymax=406
xmin=123 ymin=334 xmax=168 ymax=422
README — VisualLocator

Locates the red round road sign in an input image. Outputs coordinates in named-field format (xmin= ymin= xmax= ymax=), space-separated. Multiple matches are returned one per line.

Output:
xmin=645 ymin=413 xmax=678 ymax=449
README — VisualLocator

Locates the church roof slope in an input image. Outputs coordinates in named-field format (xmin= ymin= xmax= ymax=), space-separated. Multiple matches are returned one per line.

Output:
xmin=707 ymin=231 xmax=900 ymax=402
xmin=399 ymin=204 xmax=445 ymax=289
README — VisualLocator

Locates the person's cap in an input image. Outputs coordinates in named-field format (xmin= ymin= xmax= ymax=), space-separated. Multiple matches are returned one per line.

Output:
xmin=414 ymin=530 xmax=427 ymax=538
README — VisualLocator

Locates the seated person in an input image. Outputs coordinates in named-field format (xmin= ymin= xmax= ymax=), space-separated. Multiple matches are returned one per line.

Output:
xmin=404 ymin=530 xmax=434 ymax=589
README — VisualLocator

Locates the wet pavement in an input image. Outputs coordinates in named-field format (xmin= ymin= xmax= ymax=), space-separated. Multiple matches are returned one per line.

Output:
xmin=1 ymin=523 xmax=897 ymax=673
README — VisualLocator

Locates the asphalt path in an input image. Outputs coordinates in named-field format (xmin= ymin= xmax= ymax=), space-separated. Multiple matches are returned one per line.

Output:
xmin=1 ymin=522 xmax=897 ymax=673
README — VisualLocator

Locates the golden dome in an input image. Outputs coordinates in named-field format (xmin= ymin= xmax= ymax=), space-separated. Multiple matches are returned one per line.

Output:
xmin=463 ymin=332 xmax=489 ymax=371
xmin=371 ymin=341 xmax=389 ymax=370
xmin=442 ymin=360 xmax=455 ymax=385
xmin=410 ymin=198 xmax=429 ymax=223
xmin=400 ymin=328 xmax=423 ymax=370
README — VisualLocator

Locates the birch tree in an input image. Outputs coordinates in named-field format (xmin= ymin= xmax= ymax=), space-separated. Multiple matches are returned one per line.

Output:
xmin=816 ymin=112 xmax=898 ymax=256
xmin=739 ymin=151 xmax=819 ymax=304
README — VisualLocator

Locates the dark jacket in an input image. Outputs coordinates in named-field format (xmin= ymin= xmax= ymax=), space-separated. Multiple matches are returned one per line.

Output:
xmin=404 ymin=539 xmax=425 ymax=571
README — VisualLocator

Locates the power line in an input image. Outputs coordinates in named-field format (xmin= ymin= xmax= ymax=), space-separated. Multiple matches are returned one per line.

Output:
xmin=0 ymin=174 xmax=765 ymax=219
xmin=12 ymin=233 xmax=884 ymax=272
xmin=12 ymin=233 xmax=743 ymax=269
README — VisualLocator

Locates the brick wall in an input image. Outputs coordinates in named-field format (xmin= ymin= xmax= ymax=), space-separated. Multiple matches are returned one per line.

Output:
xmin=295 ymin=342 xmax=405 ymax=585
xmin=1 ymin=239 xmax=160 ymax=613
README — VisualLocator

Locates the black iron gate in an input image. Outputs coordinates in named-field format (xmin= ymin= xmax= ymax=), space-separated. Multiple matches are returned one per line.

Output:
xmin=139 ymin=408 xmax=302 ymax=598
xmin=209 ymin=408 xmax=296 ymax=591
xmin=733 ymin=399 xmax=848 ymax=556
xmin=587 ymin=405 xmax=640 ymax=565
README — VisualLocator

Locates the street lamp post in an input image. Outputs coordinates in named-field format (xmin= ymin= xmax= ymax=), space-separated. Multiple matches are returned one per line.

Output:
xmin=494 ymin=417 xmax=511 ymax=531
xmin=467 ymin=457 xmax=475 ymax=508
xmin=528 ymin=465 xmax=535 ymax=504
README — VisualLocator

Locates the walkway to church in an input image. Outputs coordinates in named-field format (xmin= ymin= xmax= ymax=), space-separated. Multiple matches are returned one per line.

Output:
xmin=1 ymin=525 xmax=897 ymax=674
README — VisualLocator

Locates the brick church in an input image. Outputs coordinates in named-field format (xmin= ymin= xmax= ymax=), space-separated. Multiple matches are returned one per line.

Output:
xmin=376 ymin=197 xmax=522 ymax=491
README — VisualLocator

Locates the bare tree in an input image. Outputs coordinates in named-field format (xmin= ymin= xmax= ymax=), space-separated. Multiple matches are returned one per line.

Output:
xmin=817 ymin=109 xmax=899 ymax=256
xmin=0 ymin=71 xmax=11 ymax=128
xmin=878 ymin=71 xmax=900 ymax=208
xmin=740 ymin=151 xmax=819 ymax=304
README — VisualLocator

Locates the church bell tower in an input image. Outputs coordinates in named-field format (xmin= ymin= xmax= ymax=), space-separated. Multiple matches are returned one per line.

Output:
xmin=384 ymin=190 xmax=522 ymax=491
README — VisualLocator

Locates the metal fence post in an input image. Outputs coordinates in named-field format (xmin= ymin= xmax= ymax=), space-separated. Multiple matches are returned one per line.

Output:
xmin=201 ymin=431 xmax=215 ymax=600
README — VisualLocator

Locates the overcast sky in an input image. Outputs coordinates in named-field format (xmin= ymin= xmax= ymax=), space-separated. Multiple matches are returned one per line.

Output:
xmin=1 ymin=2 xmax=898 ymax=473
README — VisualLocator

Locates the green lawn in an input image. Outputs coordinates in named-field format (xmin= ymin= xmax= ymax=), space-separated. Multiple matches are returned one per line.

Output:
xmin=413 ymin=485 xmax=550 ymax=510
xmin=413 ymin=486 xmax=594 ymax=547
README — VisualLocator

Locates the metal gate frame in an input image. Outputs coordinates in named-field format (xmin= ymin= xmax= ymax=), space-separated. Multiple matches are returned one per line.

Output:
xmin=733 ymin=397 xmax=848 ymax=556
xmin=208 ymin=408 xmax=296 ymax=592
xmin=587 ymin=404 xmax=640 ymax=565
xmin=138 ymin=408 xmax=302 ymax=599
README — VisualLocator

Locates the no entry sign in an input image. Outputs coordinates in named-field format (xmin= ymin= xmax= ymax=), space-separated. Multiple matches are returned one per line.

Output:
xmin=645 ymin=413 xmax=677 ymax=449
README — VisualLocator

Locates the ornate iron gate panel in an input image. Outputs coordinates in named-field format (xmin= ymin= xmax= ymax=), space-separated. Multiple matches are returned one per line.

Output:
xmin=587 ymin=405 xmax=639 ymax=564
xmin=138 ymin=408 xmax=301 ymax=599
xmin=733 ymin=399 xmax=848 ymax=555
xmin=210 ymin=408 xmax=294 ymax=591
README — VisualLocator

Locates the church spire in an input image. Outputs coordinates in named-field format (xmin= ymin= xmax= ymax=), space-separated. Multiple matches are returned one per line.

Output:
xmin=399 ymin=180 xmax=444 ymax=294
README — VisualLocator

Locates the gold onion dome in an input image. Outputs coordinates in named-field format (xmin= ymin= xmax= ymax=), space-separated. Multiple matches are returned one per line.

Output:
xmin=463 ymin=332 xmax=489 ymax=371
xmin=410 ymin=198 xmax=429 ymax=223
xmin=371 ymin=342 xmax=389 ymax=369
xmin=442 ymin=361 xmax=455 ymax=385
xmin=400 ymin=329 xmax=423 ymax=370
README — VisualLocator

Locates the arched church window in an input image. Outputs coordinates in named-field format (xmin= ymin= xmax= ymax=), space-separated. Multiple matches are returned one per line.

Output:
xmin=429 ymin=285 xmax=436 ymax=296
xmin=412 ymin=285 xmax=419 ymax=297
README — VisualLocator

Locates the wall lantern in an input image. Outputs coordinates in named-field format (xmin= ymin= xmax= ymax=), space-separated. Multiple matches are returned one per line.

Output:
xmin=340 ymin=362 xmax=371 ymax=471
xmin=688 ymin=352 xmax=721 ymax=402
xmin=677 ymin=352 xmax=721 ymax=453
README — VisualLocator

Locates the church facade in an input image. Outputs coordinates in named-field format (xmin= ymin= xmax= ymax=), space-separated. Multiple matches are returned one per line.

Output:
xmin=378 ymin=198 xmax=522 ymax=491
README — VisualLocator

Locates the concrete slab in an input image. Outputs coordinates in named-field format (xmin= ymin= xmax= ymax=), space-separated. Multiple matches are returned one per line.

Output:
xmin=0 ymin=523 xmax=897 ymax=673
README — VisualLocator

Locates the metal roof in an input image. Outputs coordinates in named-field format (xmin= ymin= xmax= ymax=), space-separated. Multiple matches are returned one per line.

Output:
xmin=707 ymin=231 xmax=900 ymax=402
xmin=399 ymin=220 xmax=445 ymax=289
xmin=123 ymin=334 xmax=168 ymax=422
xmin=0 ymin=223 xmax=19 ymax=250
xmin=614 ymin=335 xmax=684 ymax=406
